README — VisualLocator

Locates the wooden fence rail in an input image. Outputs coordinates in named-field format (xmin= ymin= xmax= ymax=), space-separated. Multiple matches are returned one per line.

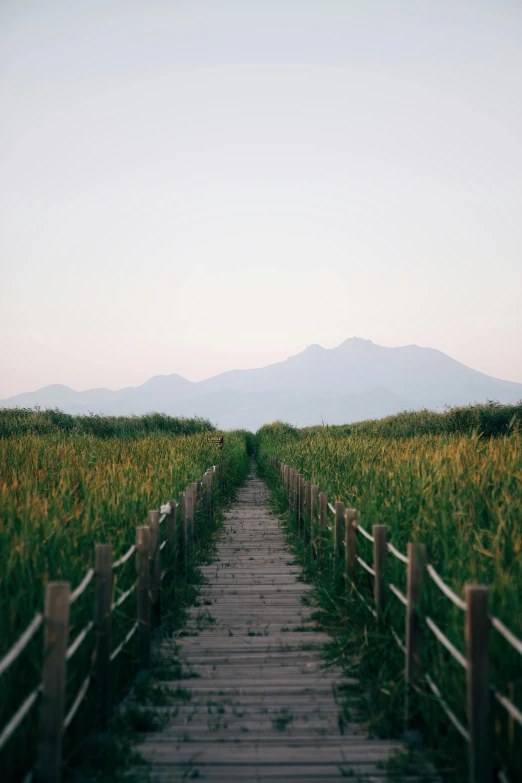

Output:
xmin=0 ymin=460 xmax=229 ymax=783
xmin=270 ymin=456 xmax=522 ymax=783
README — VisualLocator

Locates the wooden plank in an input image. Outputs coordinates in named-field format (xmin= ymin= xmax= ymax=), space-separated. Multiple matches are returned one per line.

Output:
xmin=134 ymin=467 xmax=414 ymax=781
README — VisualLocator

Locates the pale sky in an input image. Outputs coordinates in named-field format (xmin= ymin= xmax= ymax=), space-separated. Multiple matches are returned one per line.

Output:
xmin=1 ymin=0 xmax=521 ymax=399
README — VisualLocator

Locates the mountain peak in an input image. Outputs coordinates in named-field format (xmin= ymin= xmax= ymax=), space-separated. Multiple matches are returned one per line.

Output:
xmin=337 ymin=337 xmax=375 ymax=349
xmin=3 ymin=339 xmax=521 ymax=428
xmin=138 ymin=373 xmax=193 ymax=392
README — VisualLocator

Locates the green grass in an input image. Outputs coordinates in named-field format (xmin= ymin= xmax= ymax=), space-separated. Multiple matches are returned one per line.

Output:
xmin=0 ymin=408 xmax=215 ymax=438
xmin=256 ymin=417 xmax=521 ymax=782
xmin=271 ymin=708 xmax=294 ymax=731
xmin=0 ymin=423 xmax=250 ymax=782
xmin=303 ymin=400 xmax=522 ymax=439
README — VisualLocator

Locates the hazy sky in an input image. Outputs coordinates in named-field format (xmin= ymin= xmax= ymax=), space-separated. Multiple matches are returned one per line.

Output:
xmin=1 ymin=0 xmax=521 ymax=398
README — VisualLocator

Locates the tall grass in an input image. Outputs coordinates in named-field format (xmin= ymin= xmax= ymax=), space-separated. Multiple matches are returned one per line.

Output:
xmin=0 ymin=408 xmax=214 ymax=438
xmin=304 ymin=401 xmax=522 ymax=439
xmin=0 ymin=425 xmax=250 ymax=781
xmin=256 ymin=420 xmax=522 ymax=781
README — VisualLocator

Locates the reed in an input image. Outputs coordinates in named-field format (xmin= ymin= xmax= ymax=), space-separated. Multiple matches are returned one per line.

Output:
xmin=257 ymin=420 xmax=521 ymax=781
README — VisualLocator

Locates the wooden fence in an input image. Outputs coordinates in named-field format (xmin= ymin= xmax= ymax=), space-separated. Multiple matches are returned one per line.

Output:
xmin=271 ymin=457 xmax=522 ymax=783
xmin=0 ymin=460 xmax=229 ymax=783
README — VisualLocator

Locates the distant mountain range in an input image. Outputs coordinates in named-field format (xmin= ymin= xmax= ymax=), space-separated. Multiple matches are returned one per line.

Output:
xmin=2 ymin=338 xmax=521 ymax=430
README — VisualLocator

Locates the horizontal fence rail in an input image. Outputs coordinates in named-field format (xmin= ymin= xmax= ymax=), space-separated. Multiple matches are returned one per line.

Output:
xmin=1 ymin=459 xmax=229 ymax=783
xmin=270 ymin=456 xmax=522 ymax=783
xmin=0 ymin=613 xmax=43 ymax=679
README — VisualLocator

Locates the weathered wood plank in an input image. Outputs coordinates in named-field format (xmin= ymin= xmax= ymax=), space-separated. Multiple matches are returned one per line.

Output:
xmin=135 ymin=465 xmax=417 ymax=781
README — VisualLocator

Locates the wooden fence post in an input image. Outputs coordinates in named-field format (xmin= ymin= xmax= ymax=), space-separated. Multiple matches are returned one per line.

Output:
xmin=345 ymin=509 xmax=357 ymax=576
xmin=148 ymin=511 xmax=161 ymax=628
xmin=300 ymin=475 xmax=305 ymax=536
xmin=204 ymin=472 xmax=212 ymax=519
xmin=191 ymin=482 xmax=199 ymax=542
xmin=167 ymin=500 xmax=177 ymax=563
xmin=95 ymin=544 xmax=113 ymax=731
xmin=310 ymin=485 xmax=318 ymax=559
xmin=37 ymin=582 xmax=70 ymax=783
xmin=405 ymin=541 xmax=425 ymax=726
xmin=334 ymin=502 xmax=345 ymax=562
xmin=185 ymin=486 xmax=194 ymax=562
xmin=304 ymin=481 xmax=311 ymax=542
xmin=136 ymin=526 xmax=151 ymax=670
xmin=179 ymin=492 xmax=187 ymax=574
xmin=296 ymin=473 xmax=302 ymax=534
xmin=373 ymin=525 xmax=386 ymax=619
xmin=466 ymin=585 xmax=492 ymax=783
xmin=319 ymin=492 xmax=328 ymax=553
xmin=319 ymin=491 xmax=327 ymax=529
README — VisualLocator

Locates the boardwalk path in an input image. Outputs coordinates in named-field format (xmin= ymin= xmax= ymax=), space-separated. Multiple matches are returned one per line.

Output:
xmin=137 ymin=466 xmax=404 ymax=781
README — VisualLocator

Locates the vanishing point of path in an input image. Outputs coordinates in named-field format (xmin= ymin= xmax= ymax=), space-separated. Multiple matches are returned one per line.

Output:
xmin=137 ymin=465 xmax=405 ymax=781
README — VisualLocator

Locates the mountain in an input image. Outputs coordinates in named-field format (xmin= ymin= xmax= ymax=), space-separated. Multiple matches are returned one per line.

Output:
xmin=2 ymin=338 xmax=521 ymax=430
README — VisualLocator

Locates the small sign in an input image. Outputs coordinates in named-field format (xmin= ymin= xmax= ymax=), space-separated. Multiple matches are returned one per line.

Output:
xmin=209 ymin=435 xmax=224 ymax=450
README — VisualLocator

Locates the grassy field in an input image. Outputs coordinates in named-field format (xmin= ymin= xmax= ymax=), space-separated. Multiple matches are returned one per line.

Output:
xmin=2 ymin=403 xmax=520 ymax=780
xmin=256 ymin=409 xmax=521 ymax=781
xmin=0 ymin=417 xmax=250 ymax=780
xmin=319 ymin=400 xmax=522 ymax=439
xmin=0 ymin=407 xmax=214 ymax=438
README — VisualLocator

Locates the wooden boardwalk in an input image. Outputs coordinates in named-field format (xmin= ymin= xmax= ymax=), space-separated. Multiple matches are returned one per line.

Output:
xmin=137 ymin=466 xmax=406 ymax=781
